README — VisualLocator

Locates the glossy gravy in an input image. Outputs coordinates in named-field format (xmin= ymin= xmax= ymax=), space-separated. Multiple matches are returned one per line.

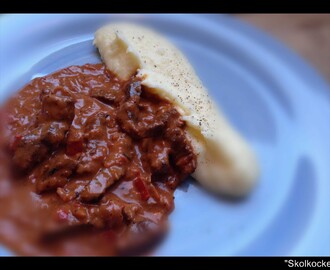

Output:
xmin=0 ymin=64 xmax=196 ymax=255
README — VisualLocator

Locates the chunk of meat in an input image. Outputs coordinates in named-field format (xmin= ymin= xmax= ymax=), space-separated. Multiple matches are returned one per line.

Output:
xmin=76 ymin=141 xmax=107 ymax=175
xmin=12 ymin=122 xmax=70 ymax=171
xmin=11 ymin=86 xmax=74 ymax=171
xmin=66 ymin=128 xmax=84 ymax=157
xmin=116 ymin=81 xmax=179 ymax=139
xmin=79 ymin=166 xmax=126 ymax=202
xmin=165 ymin=127 xmax=197 ymax=177
xmin=41 ymin=90 xmax=75 ymax=122
xmin=57 ymin=179 xmax=88 ymax=202
xmin=78 ymin=133 xmax=132 ymax=202
xmin=173 ymin=151 xmax=197 ymax=177
xmin=42 ymin=200 xmax=125 ymax=238
xmin=116 ymin=100 xmax=170 ymax=139
xmin=74 ymin=112 xmax=108 ymax=173
xmin=42 ymin=122 xmax=70 ymax=147
xmin=66 ymin=112 xmax=109 ymax=173
xmin=33 ymin=153 xmax=78 ymax=193
xmin=91 ymin=88 xmax=117 ymax=104
xmin=12 ymin=133 xmax=49 ymax=171
xmin=122 ymin=204 xmax=142 ymax=223
xmin=66 ymin=140 xmax=84 ymax=156
xmin=88 ymin=73 xmax=122 ymax=105
xmin=84 ymin=112 xmax=108 ymax=140
xmin=98 ymin=201 xmax=124 ymax=229
xmin=146 ymin=139 xmax=171 ymax=175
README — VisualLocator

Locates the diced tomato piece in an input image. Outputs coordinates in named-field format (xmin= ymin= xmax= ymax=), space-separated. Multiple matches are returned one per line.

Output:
xmin=66 ymin=140 xmax=83 ymax=156
xmin=133 ymin=178 xmax=150 ymax=201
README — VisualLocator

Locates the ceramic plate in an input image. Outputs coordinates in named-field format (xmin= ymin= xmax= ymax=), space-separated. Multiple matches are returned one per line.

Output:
xmin=0 ymin=14 xmax=329 ymax=256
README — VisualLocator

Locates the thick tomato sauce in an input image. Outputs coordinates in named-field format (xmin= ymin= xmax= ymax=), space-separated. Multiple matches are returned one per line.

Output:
xmin=0 ymin=64 xmax=196 ymax=255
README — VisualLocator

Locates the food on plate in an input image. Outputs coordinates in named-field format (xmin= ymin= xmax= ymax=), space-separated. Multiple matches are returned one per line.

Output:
xmin=94 ymin=23 xmax=259 ymax=196
xmin=0 ymin=23 xmax=258 ymax=256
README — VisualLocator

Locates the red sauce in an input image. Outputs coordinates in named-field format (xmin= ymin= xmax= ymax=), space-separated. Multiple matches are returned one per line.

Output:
xmin=0 ymin=64 xmax=196 ymax=255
